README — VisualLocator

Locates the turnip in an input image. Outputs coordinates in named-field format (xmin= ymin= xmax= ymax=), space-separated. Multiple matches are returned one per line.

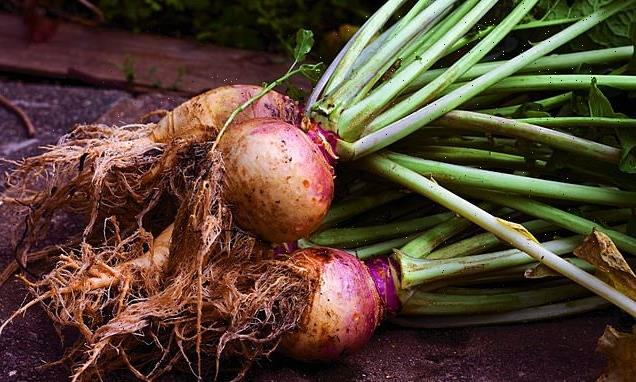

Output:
xmin=217 ymin=118 xmax=334 ymax=243
xmin=280 ymin=248 xmax=384 ymax=361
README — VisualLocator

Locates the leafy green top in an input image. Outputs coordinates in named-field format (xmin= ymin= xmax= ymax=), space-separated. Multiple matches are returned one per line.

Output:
xmin=522 ymin=0 xmax=636 ymax=49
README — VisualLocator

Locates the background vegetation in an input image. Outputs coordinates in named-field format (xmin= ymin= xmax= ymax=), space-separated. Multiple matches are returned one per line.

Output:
xmin=2 ymin=0 xmax=386 ymax=59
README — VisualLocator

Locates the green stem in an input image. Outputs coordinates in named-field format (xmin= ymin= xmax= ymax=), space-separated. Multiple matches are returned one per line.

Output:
xmin=350 ymin=234 xmax=420 ymax=260
xmin=427 ymin=218 xmax=554 ymax=259
xmin=400 ymin=206 xmax=491 ymax=258
xmin=314 ymin=0 xmax=455 ymax=121
xmin=352 ymin=195 xmax=433 ymax=225
xmin=427 ymin=209 xmax=632 ymax=260
xmin=445 ymin=74 xmax=636 ymax=95
xmin=403 ymin=145 xmax=543 ymax=169
xmin=416 ymin=259 xmax=593 ymax=291
xmin=360 ymin=0 xmax=538 ymax=136
xmin=343 ymin=1 xmax=635 ymax=160
xmin=308 ymin=211 xmax=454 ymax=248
xmin=397 ymin=235 xmax=584 ymax=288
xmin=339 ymin=0 xmax=504 ymax=141
xmin=516 ymin=116 xmax=636 ymax=129
xmin=306 ymin=28 xmax=361 ymax=111
xmin=360 ymin=154 xmax=636 ymax=316
xmin=448 ymin=17 xmax=582 ymax=52
xmin=322 ymin=0 xmax=410 ymax=96
xmin=401 ymin=284 xmax=590 ymax=315
xmin=479 ymin=92 xmax=572 ymax=116
xmin=459 ymin=189 xmax=636 ymax=255
xmin=404 ymin=135 xmax=547 ymax=157
xmin=319 ymin=190 xmax=406 ymax=229
xmin=388 ymin=152 xmax=636 ymax=206
xmin=400 ymin=0 xmax=481 ymax=68
xmin=392 ymin=296 xmax=609 ymax=328
xmin=434 ymin=110 xmax=622 ymax=163
xmin=414 ymin=47 xmax=632 ymax=88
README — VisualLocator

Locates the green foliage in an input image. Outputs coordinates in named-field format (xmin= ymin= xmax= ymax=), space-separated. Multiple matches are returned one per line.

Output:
xmin=293 ymin=29 xmax=314 ymax=62
xmin=95 ymin=0 xmax=383 ymax=55
xmin=521 ymin=0 xmax=636 ymax=50
xmin=586 ymin=78 xmax=636 ymax=173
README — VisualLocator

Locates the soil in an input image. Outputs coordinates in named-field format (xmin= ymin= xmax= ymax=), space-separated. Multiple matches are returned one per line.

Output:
xmin=0 ymin=79 xmax=630 ymax=382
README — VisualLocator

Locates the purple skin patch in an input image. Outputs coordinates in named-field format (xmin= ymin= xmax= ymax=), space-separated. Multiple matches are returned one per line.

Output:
xmin=306 ymin=123 xmax=339 ymax=168
xmin=271 ymin=241 xmax=300 ymax=257
xmin=364 ymin=256 xmax=401 ymax=317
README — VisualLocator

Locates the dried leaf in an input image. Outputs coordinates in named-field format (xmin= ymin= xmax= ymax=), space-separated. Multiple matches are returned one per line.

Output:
xmin=597 ymin=325 xmax=636 ymax=382
xmin=525 ymin=263 xmax=559 ymax=279
xmin=573 ymin=230 xmax=636 ymax=300
xmin=497 ymin=218 xmax=540 ymax=243
xmin=524 ymin=258 xmax=593 ymax=279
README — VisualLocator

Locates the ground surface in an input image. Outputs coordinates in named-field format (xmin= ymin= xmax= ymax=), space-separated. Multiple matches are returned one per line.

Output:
xmin=0 ymin=79 xmax=629 ymax=382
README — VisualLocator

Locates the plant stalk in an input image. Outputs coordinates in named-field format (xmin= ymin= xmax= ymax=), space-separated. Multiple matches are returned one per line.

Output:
xmin=360 ymin=154 xmax=636 ymax=317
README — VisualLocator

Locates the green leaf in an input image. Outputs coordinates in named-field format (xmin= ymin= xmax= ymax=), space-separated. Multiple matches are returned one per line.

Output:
xmin=617 ymin=129 xmax=636 ymax=173
xmin=293 ymin=29 xmax=314 ymax=63
xmin=286 ymin=83 xmax=307 ymax=102
xmin=588 ymin=78 xmax=616 ymax=118
xmin=588 ymin=77 xmax=636 ymax=173
xmin=299 ymin=63 xmax=325 ymax=84
xmin=624 ymin=23 xmax=636 ymax=74
xmin=522 ymin=0 xmax=636 ymax=50
xmin=510 ymin=103 xmax=552 ymax=118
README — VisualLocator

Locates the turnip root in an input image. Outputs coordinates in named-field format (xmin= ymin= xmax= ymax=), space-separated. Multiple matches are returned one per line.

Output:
xmin=280 ymin=248 xmax=383 ymax=361
xmin=217 ymin=118 xmax=334 ymax=243
xmin=151 ymin=85 xmax=300 ymax=143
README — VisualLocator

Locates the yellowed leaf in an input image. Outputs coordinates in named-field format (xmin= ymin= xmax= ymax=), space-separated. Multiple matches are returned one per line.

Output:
xmin=597 ymin=325 xmax=636 ymax=382
xmin=497 ymin=218 xmax=540 ymax=243
xmin=525 ymin=263 xmax=559 ymax=279
xmin=573 ymin=229 xmax=636 ymax=300
xmin=525 ymin=258 xmax=593 ymax=279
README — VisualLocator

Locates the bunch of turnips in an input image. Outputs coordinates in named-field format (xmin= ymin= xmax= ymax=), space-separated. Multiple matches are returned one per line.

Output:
xmin=2 ymin=1 xmax=636 ymax=380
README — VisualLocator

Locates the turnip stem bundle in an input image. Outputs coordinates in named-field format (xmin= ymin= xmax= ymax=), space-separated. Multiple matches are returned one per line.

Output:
xmin=360 ymin=155 xmax=636 ymax=316
xmin=393 ymin=296 xmax=610 ymax=328
xmin=338 ymin=208 xmax=629 ymax=259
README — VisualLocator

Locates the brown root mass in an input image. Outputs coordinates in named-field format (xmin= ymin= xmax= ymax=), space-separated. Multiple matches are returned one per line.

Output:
xmin=3 ymin=123 xmax=183 ymax=266
xmin=2 ymin=123 xmax=315 ymax=380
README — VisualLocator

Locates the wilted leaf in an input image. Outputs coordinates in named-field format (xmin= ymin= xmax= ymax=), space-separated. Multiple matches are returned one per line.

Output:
xmin=573 ymin=229 xmax=636 ymax=300
xmin=596 ymin=325 xmax=636 ymax=382
xmin=497 ymin=218 xmax=540 ymax=243
xmin=525 ymin=263 xmax=560 ymax=279
xmin=525 ymin=258 xmax=593 ymax=279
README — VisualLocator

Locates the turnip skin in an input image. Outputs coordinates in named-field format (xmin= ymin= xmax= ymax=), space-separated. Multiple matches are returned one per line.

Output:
xmin=217 ymin=118 xmax=334 ymax=243
xmin=365 ymin=256 xmax=402 ymax=317
xmin=152 ymin=85 xmax=300 ymax=143
xmin=280 ymin=248 xmax=383 ymax=362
